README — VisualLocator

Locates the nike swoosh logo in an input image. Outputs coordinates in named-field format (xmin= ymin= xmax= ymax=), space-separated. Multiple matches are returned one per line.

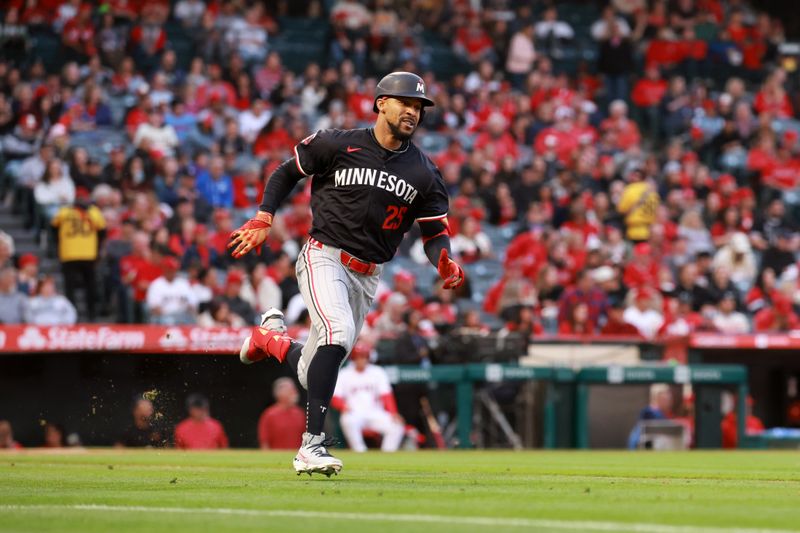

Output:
xmin=346 ymin=146 xmax=362 ymax=153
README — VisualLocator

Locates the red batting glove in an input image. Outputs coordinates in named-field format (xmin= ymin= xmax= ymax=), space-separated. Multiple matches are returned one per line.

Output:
xmin=437 ymin=249 xmax=465 ymax=289
xmin=228 ymin=211 xmax=273 ymax=258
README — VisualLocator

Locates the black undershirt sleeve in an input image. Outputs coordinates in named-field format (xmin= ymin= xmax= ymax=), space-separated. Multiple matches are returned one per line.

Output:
xmin=258 ymin=158 xmax=306 ymax=214
xmin=419 ymin=219 xmax=452 ymax=267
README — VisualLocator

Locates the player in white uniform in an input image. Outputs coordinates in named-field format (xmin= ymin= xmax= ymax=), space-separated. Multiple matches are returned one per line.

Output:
xmin=331 ymin=343 xmax=405 ymax=452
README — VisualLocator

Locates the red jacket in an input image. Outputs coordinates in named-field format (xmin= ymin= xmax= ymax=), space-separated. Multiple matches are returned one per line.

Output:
xmin=232 ymin=176 xmax=265 ymax=209
xmin=646 ymin=39 xmax=685 ymax=68
xmin=721 ymin=412 xmax=764 ymax=448
xmin=631 ymin=79 xmax=668 ymax=108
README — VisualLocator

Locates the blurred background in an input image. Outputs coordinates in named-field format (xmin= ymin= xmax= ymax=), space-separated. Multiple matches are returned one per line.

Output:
xmin=1 ymin=0 xmax=800 ymax=452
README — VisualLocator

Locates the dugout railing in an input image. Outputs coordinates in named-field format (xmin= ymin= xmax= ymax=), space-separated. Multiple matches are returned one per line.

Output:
xmin=383 ymin=362 xmax=748 ymax=449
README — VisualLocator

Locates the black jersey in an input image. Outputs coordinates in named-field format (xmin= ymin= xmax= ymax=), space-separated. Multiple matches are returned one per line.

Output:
xmin=293 ymin=128 xmax=449 ymax=264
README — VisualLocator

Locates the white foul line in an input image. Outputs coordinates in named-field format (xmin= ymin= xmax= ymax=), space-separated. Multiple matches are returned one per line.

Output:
xmin=0 ymin=504 xmax=796 ymax=533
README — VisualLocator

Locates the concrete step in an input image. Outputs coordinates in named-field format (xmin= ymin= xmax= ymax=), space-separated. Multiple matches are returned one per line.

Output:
xmin=14 ymin=241 xmax=44 ymax=256
xmin=0 ymin=213 xmax=27 ymax=232
xmin=6 ymin=228 xmax=37 ymax=242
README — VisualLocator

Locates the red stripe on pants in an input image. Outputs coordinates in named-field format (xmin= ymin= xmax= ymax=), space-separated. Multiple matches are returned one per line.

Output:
xmin=305 ymin=243 xmax=334 ymax=345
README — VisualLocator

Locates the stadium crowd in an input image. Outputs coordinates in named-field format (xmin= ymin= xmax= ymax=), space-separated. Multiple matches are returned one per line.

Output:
xmin=1 ymin=0 xmax=799 ymax=360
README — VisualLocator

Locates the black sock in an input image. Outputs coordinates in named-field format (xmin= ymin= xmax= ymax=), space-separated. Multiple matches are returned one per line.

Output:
xmin=285 ymin=342 xmax=303 ymax=375
xmin=306 ymin=344 xmax=347 ymax=435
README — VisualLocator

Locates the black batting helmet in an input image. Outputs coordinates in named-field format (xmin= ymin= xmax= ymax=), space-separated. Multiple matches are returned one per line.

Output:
xmin=372 ymin=71 xmax=435 ymax=113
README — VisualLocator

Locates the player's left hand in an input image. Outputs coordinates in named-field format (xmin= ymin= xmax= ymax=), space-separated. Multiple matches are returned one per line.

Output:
xmin=228 ymin=211 xmax=273 ymax=258
xmin=437 ymin=249 xmax=464 ymax=290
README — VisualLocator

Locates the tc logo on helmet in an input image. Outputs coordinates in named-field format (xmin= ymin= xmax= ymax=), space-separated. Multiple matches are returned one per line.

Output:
xmin=416 ymin=82 xmax=425 ymax=93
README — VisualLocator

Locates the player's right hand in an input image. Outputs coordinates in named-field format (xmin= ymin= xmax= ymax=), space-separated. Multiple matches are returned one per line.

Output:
xmin=228 ymin=211 xmax=273 ymax=258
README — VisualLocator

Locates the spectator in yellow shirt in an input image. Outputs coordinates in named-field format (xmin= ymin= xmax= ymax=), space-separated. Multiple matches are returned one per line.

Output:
xmin=617 ymin=166 xmax=659 ymax=242
xmin=51 ymin=193 xmax=106 ymax=321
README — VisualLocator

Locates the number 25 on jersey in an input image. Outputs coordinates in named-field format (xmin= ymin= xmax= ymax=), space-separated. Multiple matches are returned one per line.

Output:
xmin=382 ymin=205 xmax=407 ymax=230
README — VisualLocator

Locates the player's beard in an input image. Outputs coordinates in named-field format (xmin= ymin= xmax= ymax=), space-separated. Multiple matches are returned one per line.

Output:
xmin=388 ymin=117 xmax=416 ymax=141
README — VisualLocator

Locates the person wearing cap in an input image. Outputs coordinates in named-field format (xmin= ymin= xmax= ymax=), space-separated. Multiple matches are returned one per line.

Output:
xmin=50 ymin=185 xmax=105 ymax=321
xmin=229 ymin=72 xmax=463 ymax=476
xmin=617 ymin=164 xmax=659 ymax=243
xmin=1 ymin=113 xmax=41 ymax=161
xmin=373 ymin=292 xmax=409 ymax=339
xmin=144 ymin=255 xmax=197 ymax=325
xmin=331 ymin=343 xmax=405 ymax=453
xmin=174 ymin=394 xmax=229 ymax=449
xmin=623 ymin=242 xmax=659 ymax=288
xmin=623 ymin=286 xmax=664 ymax=339
xmin=600 ymin=299 xmax=640 ymax=336
xmin=221 ymin=269 xmax=255 ymax=323
xmin=16 ymin=253 xmax=39 ymax=296
xmin=392 ymin=270 xmax=424 ymax=310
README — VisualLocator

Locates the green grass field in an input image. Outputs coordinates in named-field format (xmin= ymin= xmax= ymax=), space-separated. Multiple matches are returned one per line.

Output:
xmin=0 ymin=449 xmax=799 ymax=533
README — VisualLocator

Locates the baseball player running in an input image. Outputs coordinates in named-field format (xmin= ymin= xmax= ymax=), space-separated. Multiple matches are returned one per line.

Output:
xmin=228 ymin=71 xmax=465 ymax=477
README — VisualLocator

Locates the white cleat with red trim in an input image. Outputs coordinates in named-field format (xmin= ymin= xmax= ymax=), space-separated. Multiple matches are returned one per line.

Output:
xmin=293 ymin=432 xmax=343 ymax=477
xmin=239 ymin=308 xmax=292 ymax=365
xmin=260 ymin=307 xmax=287 ymax=332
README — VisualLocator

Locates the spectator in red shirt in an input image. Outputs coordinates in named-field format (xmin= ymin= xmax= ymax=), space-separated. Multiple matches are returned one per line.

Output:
xmin=601 ymin=300 xmax=641 ymax=336
xmin=129 ymin=5 xmax=167 ymax=73
xmin=646 ymin=26 xmax=687 ymax=68
xmin=0 ymin=420 xmax=23 ymax=449
xmin=281 ymin=193 xmax=313 ymax=240
xmin=258 ymin=377 xmax=305 ymax=449
xmin=754 ymin=295 xmax=800 ymax=332
xmin=62 ymin=4 xmax=97 ymax=62
xmin=746 ymin=132 xmax=777 ymax=178
xmin=125 ymin=88 xmax=153 ymax=138
xmin=557 ymin=269 xmax=609 ymax=327
xmin=231 ymin=163 xmax=264 ymax=209
xmin=725 ymin=10 xmax=750 ymax=45
xmin=120 ymin=231 xmax=164 ymax=323
xmin=600 ymin=100 xmax=641 ymax=151
xmin=392 ymin=270 xmax=425 ymax=311
xmin=435 ymin=138 xmax=468 ymax=170
xmin=454 ymin=17 xmax=495 ymax=65
xmin=534 ymin=106 xmax=579 ymax=164
xmin=623 ymin=242 xmax=659 ymax=288
xmin=174 ymin=394 xmax=229 ymax=449
xmin=753 ymin=70 xmax=793 ymax=119
xmin=721 ymin=396 xmax=765 ymax=448
xmin=194 ymin=63 xmax=237 ymax=108
xmin=473 ymin=112 xmax=519 ymax=168
xmin=558 ymin=301 xmax=596 ymax=334
xmin=631 ymin=65 xmax=667 ymax=140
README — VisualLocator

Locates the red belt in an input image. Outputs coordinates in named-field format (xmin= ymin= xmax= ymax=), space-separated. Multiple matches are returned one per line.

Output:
xmin=308 ymin=238 xmax=377 ymax=276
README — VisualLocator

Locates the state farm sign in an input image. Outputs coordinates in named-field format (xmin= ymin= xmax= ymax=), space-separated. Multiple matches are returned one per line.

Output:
xmin=0 ymin=325 xmax=247 ymax=355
